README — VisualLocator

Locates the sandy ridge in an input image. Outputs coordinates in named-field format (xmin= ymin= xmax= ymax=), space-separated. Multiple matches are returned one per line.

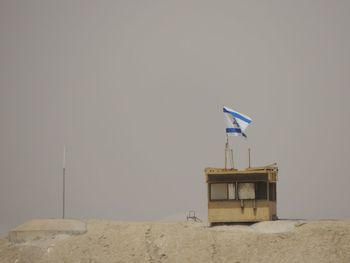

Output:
xmin=0 ymin=220 xmax=349 ymax=263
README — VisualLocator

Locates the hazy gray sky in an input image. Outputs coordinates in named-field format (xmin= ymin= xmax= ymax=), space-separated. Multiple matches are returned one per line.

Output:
xmin=1 ymin=0 xmax=350 ymax=234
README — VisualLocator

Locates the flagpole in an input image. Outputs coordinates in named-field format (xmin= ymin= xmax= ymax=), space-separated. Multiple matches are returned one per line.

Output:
xmin=225 ymin=134 xmax=235 ymax=169
xmin=225 ymin=134 xmax=228 ymax=169
xmin=223 ymin=106 xmax=252 ymax=170
xmin=230 ymin=148 xmax=234 ymax=169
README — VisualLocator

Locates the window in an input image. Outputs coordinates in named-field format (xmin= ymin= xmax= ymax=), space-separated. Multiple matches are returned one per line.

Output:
xmin=210 ymin=182 xmax=270 ymax=201
xmin=238 ymin=183 xmax=255 ymax=200
xmin=210 ymin=184 xmax=227 ymax=200
xmin=255 ymin=182 xmax=267 ymax=200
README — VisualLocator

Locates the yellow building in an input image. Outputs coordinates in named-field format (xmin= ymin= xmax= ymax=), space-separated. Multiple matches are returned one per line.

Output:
xmin=205 ymin=164 xmax=278 ymax=226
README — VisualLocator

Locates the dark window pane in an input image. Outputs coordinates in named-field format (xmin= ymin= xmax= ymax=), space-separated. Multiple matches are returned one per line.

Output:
xmin=255 ymin=182 xmax=267 ymax=200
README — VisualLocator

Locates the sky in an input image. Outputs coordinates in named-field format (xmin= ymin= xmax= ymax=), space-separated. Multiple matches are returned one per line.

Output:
xmin=1 ymin=0 xmax=350 ymax=235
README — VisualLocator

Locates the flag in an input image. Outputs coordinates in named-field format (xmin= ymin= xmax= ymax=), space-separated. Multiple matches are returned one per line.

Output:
xmin=223 ymin=106 xmax=252 ymax=137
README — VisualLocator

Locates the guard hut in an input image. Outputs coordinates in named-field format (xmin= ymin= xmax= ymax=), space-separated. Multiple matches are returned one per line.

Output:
xmin=207 ymin=106 xmax=279 ymax=225
xmin=205 ymin=164 xmax=278 ymax=225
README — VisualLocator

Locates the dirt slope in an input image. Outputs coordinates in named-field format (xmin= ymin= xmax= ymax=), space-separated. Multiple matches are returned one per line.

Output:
xmin=0 ymin=220 xmax=349 ymax=263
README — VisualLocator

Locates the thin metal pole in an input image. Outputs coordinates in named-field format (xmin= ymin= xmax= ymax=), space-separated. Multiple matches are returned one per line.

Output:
xmin=225 ymin=134 xmax=235 ymax=169
xmin=248 ymin=148 xmax=251 ymax=168
xmin=63 ymin=167 xmax=65 ymax=219
xmin=224 ymin=147 xmax=227 ymax=169
xmin=62 ymin=146 xmax=66 ymax=219
xmin=225 ymin=134 xmax=228 ymax=169
xmin=230 ymin=149 xmax=234 ymax=169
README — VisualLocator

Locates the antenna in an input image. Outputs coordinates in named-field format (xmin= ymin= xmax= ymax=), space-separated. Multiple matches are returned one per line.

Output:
xmin=62 ymin=145 xmax=66 ymax=219
xmin=230 ymin=149 xmax=234 ymax=169
xmin=225 ymin=134 xmax=228 ymax=169
xmin=248 ymin=148 xmax=251 ymax=168
xmin=225 ymin=134 xmax=234 ymax=169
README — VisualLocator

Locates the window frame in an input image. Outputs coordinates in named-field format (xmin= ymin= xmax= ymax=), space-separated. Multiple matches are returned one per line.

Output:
xmin=209 ymin=180 xmax=270 ymax=201
xmin=209 ymin=183 xmax=229 ymax=201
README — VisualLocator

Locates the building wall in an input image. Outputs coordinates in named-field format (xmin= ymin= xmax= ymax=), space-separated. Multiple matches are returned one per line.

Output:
xmin=208 ymin=200 xmax=274 ymax=223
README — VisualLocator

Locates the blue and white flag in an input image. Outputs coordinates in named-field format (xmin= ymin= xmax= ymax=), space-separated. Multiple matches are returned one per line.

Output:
xmin=223 ymin=106 xmax=252 ymax=138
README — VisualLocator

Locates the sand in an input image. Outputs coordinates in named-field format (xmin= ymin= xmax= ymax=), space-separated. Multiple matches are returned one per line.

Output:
xmin=8 ymin=219 xmax=87 ymax=243
xmin=0 ymin=219 xmax=349 ymax=263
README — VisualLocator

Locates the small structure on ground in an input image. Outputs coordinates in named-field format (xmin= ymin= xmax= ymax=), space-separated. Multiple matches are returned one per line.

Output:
xmin=205 ymin=164 xmax=278 ymax=226
xmin=206 ymin=107 xmax=279 ymax=226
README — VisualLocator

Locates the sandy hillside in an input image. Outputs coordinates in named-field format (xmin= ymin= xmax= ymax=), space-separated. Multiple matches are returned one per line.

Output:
xmin=0 ymin=219 xmax=350 ymax=263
